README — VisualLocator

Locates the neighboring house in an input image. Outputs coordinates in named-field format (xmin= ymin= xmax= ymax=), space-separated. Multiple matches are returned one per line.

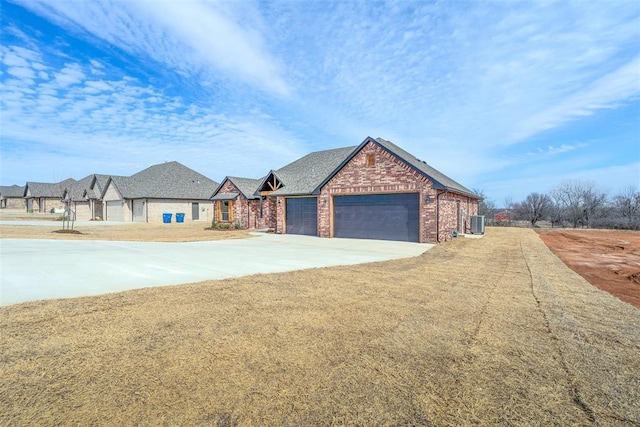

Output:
xmin=62 ymin=175 xmax=100 ymax=221
xmin=0 ymin=185 xmax=26 ymax=209
xmin=213 ymin=137 xmax=479 ymax=243
xmin=100 ymin=161 xmax=218 ymax=222
xmin=83 ymin=174 xmax=112 ymax=220
xmin=211 ymin=176 xmax=272 ymax=229
xmin=23 ymin=179 xmax=76 ymax=214
xmin=493 ymin=210 xmax=511 ymax=221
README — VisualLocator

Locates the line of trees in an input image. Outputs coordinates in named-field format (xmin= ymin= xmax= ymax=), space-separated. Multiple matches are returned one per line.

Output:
xmin=476 ymin=180 xmax=640 ymax=230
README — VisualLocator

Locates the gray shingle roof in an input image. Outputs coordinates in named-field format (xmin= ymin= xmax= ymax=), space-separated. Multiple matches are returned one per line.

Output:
xmin=262 ymin=137 xmax=478 ymax=199
xmin=226 ymin=177 xmax=262 ymax=199
xmin=268 ymin=146 xmax=357 ymax=196
xmin=0 ymin=185 xmax=25 ymax=198
xmin=66 ymin=175 xmax=96 ymax=201
xmin=87 ymin=174 xmax=112 ymax=199
xmin=104 ymin=161 xmax=218 ymax=200
xmin=25 ymin=178 xmax=76 ymax=198
xmin=373 ymin=138 xmax=478 ymax=198
xmin=211 ymin=192 xmax=239 ymax=201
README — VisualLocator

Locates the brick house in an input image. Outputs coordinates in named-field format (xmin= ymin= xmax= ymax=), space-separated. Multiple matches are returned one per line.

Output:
xmin=213 ymin=137 xmax=479 ymax=243
xmin=0 ymin=185 xmax=26 ymax=209
xmin=211 ymin=177 xmax=276 ymax=229
xmin=493 ymin=210 xmax=511 ymax=221
xmin=100 ymin=161 xmax=218 ymax=222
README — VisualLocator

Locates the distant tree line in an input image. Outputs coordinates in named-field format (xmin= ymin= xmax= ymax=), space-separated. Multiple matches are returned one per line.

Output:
xmin=475 ymin=180 xmax=639 ymax=230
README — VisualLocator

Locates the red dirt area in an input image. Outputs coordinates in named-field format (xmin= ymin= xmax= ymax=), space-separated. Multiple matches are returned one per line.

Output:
xmin=536 ymin=229 xmax=640 ymax=309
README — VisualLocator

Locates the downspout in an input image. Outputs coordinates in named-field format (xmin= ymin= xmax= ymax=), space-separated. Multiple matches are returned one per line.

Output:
xmin=436 ymin=190 xmax=443 ymax=243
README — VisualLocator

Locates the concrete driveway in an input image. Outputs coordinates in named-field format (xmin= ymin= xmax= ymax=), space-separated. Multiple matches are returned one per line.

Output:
xmin=0 ymin=233 xmax=432 ymax=306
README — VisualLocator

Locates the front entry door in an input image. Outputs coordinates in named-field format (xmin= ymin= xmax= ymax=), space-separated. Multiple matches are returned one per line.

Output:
xmin=192 ymin=202 xmax=199 ymax=220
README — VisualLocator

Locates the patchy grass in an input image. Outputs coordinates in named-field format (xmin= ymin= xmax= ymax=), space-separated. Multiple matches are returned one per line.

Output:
xmin=1 ymin=228 xmax=639 ymax=425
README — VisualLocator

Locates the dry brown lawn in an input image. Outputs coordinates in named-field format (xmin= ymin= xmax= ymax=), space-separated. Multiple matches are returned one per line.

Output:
xmin=1 ymin=227 xmax=639 ymax=425
xmin=0 ymin=221 xmax=251 ymax=242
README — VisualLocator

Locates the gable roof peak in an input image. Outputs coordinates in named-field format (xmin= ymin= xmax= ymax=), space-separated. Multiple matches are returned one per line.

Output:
xmin=369 ymin=137 xmax=478 ymax=198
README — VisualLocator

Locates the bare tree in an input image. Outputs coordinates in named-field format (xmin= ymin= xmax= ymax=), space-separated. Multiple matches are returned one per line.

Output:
xmin=514 ymin=192 xmax=552 ymax=227
xmin=613 ymin=186 xmax=640 ymax=230
xmin=582 ymin=186 xmax=608 ymax=228
xmin=550 ymin=180 xmax=610 ymax=228
xmin=473 ymin=188 xmax=496 ymax=218
xmin=548 ymin=199 xmax=565 ymax=228
xmin=503 ymin=195 xmax=514 ymax=226
xmin=61 ymin=183 xmax=77 ymax=231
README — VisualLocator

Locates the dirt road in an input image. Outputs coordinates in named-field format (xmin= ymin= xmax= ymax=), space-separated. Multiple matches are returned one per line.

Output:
xmin=1 ymin=227 xmax=639 ymax=425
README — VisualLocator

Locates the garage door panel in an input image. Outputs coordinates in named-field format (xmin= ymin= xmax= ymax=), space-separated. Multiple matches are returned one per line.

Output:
xmin=334 ymin=193 xmax=419 ymax=242
xmin=286 ymin=198 xmax=317 ymax=236
xmin=106 ymin=201 xmax=124 ymax=222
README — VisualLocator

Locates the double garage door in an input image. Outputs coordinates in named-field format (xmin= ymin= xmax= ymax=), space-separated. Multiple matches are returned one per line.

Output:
xmin=286 ymin=193 xmax=419 ymax=242
xmin=334 ymin=193 xmax=419 ymax=242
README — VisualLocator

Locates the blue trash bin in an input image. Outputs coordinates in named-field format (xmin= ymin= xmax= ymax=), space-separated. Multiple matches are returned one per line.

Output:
xmin=176 ymin=213 xmax=185 ymax=223
xmin=163 ymin=213 xmax=172 ymax=223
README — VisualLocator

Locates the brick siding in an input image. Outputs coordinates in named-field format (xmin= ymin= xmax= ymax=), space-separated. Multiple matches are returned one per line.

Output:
xmin=320 ymin=142 xmax=439 ymax=243
xmin=315 ymin=141 xmax=478 ymax=244
xmin=213 ymin=180 xmax=276 ymax=229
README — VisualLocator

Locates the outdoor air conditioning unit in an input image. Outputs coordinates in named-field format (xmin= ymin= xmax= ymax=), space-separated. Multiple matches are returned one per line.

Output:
xmin=471 ymin=215 xmax=485 ymax=234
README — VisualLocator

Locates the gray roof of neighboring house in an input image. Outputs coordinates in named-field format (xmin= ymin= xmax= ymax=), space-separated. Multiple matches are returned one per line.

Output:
xmin=103 ymin=161 xmax=219 ymax=200
xmin=0 ymin=185 xmax=25 ymax=198
xmin=266 ymin=146 xmax=357 ymax=196
xmin=87 ymin=174 xmax=112 ymax=199
xmin=24 ymin=178 xmax=76 ymax=198
xmin=67 ymin=175 xmax=95 ymax=201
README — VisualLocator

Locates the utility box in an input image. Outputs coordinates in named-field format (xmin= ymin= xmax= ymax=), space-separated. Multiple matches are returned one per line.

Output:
xmin=471 ymin=215 xmax=485 ymax=234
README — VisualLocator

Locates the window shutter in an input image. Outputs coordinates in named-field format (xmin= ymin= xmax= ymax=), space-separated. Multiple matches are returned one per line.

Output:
xmin=229 ymin=200 xmax=234 ymax=222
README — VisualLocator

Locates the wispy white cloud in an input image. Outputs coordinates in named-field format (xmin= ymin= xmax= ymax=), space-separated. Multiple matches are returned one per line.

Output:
xmin=0 ymin=42 xmax=302 ymax=182
xmin=511 ymin=55 xmax=640 ymax=142
xmin=12 ymin=0 xmax=290 ymax=97
xmin=1 ymin=0 xmax=638 ymax=202
xmin=527 ymin=143 xmax=589 ymax=157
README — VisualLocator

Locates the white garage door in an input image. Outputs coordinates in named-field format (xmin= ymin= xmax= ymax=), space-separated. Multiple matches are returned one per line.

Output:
xmin=106 ymin=201 xmax=124 ymax=221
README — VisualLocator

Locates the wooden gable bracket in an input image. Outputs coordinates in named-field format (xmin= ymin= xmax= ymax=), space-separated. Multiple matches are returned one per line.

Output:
xmin=259 ymin=173 xmax=283 ymax=194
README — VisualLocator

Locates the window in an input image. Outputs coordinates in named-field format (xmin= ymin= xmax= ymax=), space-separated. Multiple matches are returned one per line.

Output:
xmin=366 ymin=153 xmax=376 ymax=167
xmin=216 ymin=200 xmax=233 ymax=222
xmin=221 ymin=201 xmax=230 ymax=221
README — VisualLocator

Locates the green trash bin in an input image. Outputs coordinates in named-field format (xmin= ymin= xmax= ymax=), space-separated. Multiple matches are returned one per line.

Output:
xmin=176 ymin=213 xmax=185 ymax=223
xmin=163 ymin=213 xmax=172 ymax=223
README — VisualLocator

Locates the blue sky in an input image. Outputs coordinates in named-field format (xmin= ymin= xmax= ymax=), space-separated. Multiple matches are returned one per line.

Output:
xmin=1 ymin=0 xmax=638 ymax=204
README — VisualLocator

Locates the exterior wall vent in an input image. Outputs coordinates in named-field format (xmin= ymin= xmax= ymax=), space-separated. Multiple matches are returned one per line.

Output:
xmin=471 ymin=215 xmax=485 ymax=234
